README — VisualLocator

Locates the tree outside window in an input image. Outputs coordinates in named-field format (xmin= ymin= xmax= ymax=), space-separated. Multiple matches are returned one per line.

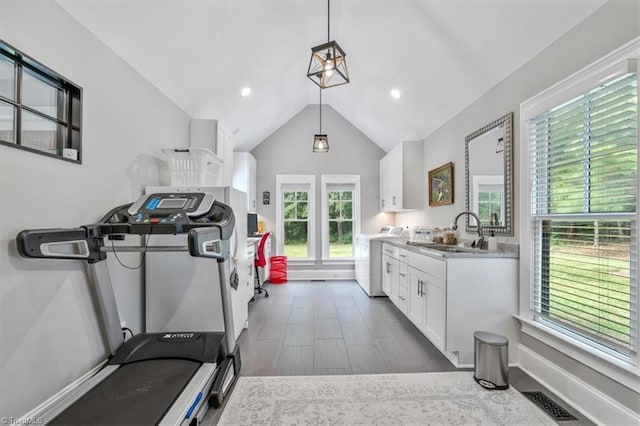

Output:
xmin=328 ymin=191 xmax=354 ymax=257
xmin=283 ymin=191 xmax=309 ymax=258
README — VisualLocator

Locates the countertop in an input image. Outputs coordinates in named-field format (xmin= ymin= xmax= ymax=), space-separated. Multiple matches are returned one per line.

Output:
xmin=384 ymin=240 xmax=519 ymax=259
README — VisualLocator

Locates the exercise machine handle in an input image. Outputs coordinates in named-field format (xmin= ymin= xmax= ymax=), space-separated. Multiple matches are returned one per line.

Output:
xmin=17 ymin=228 xmax=106 ymax=263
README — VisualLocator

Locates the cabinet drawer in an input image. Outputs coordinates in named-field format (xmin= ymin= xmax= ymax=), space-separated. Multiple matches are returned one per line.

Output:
xmin=382 ymin=243 xmax=399 ymax=260
xmin=408 ymin=251 xmax=444 ymax=279
xmin=398 ymin=248 xmax=409 ymax=262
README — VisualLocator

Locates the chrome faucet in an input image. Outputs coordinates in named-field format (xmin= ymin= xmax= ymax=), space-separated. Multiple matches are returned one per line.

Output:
xmin=452 ymin=211 xmax=485 ymax=249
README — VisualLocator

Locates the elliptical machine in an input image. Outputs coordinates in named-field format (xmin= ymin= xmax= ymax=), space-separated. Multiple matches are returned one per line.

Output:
xmin=17 ymin=192 xmax=240 ymax=425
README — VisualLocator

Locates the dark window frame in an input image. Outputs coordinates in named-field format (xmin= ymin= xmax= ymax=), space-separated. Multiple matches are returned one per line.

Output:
xmin=0 ymin=39 xmax=82 ymax=164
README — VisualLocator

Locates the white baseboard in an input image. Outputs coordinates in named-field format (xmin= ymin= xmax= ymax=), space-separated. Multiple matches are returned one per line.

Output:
xmin=518 ymin=344 xmax=640 ymax=425
xmin=285 ymin=269 xmax=355 ymax=281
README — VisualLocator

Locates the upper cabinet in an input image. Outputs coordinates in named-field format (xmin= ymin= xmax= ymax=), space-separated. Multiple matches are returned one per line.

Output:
xmin=379 ymin=140 xmax=424 ymax=212
xmin=189 ymin=119 xmax=234 ymax=187
xmin=233 ymin=152 xmax=257 ymax=212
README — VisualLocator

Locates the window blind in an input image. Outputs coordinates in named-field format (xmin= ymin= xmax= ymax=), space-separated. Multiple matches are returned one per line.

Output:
xmin=529 ymin=72 xmax=638 ymax=358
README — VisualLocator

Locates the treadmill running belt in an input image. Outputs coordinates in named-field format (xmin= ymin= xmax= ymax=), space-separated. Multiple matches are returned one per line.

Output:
xmin=49 ymin=359 xmax=201 ymax=426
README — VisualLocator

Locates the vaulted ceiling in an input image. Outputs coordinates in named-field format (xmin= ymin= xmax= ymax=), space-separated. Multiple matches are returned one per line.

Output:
xmin=56 ymin=0 xmax=606 ymax=152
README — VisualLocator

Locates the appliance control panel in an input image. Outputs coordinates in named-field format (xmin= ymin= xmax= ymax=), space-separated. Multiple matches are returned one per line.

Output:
xmin=127 ymin=192 xmax=215 ymax=219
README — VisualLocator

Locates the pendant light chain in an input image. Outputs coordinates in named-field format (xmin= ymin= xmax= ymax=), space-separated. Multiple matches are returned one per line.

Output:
xmin=319 ymin=88 xmax=323 ymax=133
xmin=327 ymin=0 xmax=330 ymax=42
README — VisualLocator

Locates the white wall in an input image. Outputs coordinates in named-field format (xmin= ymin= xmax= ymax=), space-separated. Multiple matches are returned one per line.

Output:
xmin=0 ymin=1 xmax=189 ymax=417
xmin=396 ymin=1 xmax=640 ymax=420
xmin=251 ymin=105 xmax=392 ymax=270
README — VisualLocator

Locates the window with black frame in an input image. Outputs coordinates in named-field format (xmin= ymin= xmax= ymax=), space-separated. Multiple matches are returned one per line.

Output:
xmin=0 ymin=40 xmax=82 ymax=163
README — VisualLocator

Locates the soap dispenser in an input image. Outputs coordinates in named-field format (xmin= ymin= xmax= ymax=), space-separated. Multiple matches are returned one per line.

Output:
xmin=488 ymin=231 xmax=498 ymax=251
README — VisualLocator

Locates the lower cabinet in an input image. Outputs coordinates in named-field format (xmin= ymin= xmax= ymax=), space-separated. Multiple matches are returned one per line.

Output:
xmin=381 ymin=253 xmax=397 ymax=300
xmin=407 ymin=263 xmax=446 ymax=349
xmin=384 ymin=246 xmax=518 ymax=367
xmin=424 ymin=273 xmax=445 ymax=349
xmin=407 ymin=266 xmax=425 ymax=329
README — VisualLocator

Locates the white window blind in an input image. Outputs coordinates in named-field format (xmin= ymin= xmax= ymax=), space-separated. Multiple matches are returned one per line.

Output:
xmin=529 ymin=72 xmax=638 ymax=359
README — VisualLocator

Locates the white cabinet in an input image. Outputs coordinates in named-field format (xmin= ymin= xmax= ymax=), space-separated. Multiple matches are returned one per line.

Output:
xmin=424 ymin=275 xmax=446 ymax=349
xmin=383 ymin=244 xmax=409 ymax=314
xmin=408 ymin=253 xmax=446 ymax=349
xmin=379 ymin=140 xmax=424 ymax=212
xmin=379 ymin=155 xmax=390 ymax=211
xmin=383 ymin=245 xmax=518 ymax=367
xmin=381 ymin=253 xmax=397 ymax=300
xmin=233 ymin=152 xmax=257 ymax=212
xmin=407 ymin=266 xmax=426 ymax=331
xmin=246 ymin=241 xmax=256 ymax=302
xmin=189 ymin=119 xmax=234 ymax=186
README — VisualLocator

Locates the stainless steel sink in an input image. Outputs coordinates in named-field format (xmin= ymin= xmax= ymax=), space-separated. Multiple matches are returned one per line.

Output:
xmin=406 ymin=241 xmax=484 ymax=254
xmin=430 ymin=247 xmax=472 ymax=253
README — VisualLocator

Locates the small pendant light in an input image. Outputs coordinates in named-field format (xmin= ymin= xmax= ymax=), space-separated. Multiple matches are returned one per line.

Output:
xmin=313 ymin=88 xmax=329 ymax=153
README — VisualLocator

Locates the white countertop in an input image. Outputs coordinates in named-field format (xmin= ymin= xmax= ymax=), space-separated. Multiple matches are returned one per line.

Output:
xmin=385 ymin=240 xmax=519 ymax=259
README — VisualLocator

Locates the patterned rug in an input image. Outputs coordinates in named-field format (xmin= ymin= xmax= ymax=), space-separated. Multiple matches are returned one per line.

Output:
xmin=218 ymin=371 xmax=556 ymax=425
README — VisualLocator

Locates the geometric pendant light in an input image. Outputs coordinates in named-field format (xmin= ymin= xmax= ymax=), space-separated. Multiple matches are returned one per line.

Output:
xmin=307 ymin=0 xmax=349 ymax=89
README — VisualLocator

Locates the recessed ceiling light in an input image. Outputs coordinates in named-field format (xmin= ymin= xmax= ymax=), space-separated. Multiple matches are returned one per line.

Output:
xmin=390 ymin=89 xmax=401 ymax=99
xmin=241 ymin=87 xmax=251 ymax=97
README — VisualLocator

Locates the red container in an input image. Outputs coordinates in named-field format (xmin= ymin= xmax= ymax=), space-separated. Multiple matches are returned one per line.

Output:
xmin=269 ymin=256 xmax=288 ymax=284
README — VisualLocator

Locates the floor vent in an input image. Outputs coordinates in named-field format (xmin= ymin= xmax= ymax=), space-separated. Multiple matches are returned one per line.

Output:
xmin=311 ymin=279 xmax=326 ymax=282
xmin=521 ymin=391 xmax=577 ymax=421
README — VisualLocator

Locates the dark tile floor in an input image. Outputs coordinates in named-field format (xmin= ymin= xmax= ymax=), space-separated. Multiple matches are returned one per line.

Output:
xmin=204 ymin=280 xmax=593 ymax=425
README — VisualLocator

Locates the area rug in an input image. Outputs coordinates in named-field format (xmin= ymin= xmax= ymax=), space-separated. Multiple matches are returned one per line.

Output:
xmin=218 ymin=371 xmax=555 ymax=425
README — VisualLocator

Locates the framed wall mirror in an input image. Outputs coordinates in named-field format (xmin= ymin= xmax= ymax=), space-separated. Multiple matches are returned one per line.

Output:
xmin=464 ymin=112 xmax=513 ymax=236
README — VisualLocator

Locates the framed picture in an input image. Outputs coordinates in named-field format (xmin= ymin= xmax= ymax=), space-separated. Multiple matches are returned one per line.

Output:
xmin=428 ymin=162 xmax=454 ymax=206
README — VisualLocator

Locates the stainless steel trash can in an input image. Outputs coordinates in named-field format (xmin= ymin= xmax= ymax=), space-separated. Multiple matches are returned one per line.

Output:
xmin=473 ymin=331 xmax=509 ymax=390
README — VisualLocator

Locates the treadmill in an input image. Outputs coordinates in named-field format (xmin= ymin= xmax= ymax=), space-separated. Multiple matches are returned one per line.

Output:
xmin=17 ymin=192 xmax=241 ymax=425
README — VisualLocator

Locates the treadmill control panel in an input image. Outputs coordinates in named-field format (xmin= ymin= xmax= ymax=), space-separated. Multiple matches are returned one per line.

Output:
xmin=127 ymin=192 xmax=215 ymax=220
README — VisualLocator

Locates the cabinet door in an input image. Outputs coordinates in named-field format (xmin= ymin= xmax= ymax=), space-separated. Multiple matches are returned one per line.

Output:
xmin=389 ymin=258 xmax=399 ymax=303
xmin=397 ymin=282 xmax=408 ymax=314
xmin=246 ymin=244 xmax=256 ymax=302
xmin=381 ymin=253 xmax=393 ymax=296
xmin=387 ymin=146 xmax=403 ymax=209
xmin=424 ymin=276 xmax=446 ymax=349
xmin=379 ymin=155 xmax=390 ymax=211
xmin=232 ymin=152 xmax=257 ymax=212
xmin=248 ymin=154 xmax=257 ymax=212
xmin=407 ymin=267 xmax=426 ymax=330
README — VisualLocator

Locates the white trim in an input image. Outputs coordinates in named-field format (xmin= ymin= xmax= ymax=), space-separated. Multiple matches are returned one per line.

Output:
xmin=521 ymin=37 xmax=640 ymax=119
xmin=321 ymin=258 xmax=355 ymax=266
xmin=320 ymin=174 xmax=361 ymax=260
xmin=286 ymin=269 xmax=355 ymax=281
xmin=286 ymin=259 xmax=316 ymax=267
xmin=519 ymin=37 xmax=640 ymax=383
xmin=518 ymin=344 xmax=640 ymax=426
xmin=516 ymin=316 xmax=639 ymax=391
xmin=275 ymin=174 xmax=316 ymax=261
